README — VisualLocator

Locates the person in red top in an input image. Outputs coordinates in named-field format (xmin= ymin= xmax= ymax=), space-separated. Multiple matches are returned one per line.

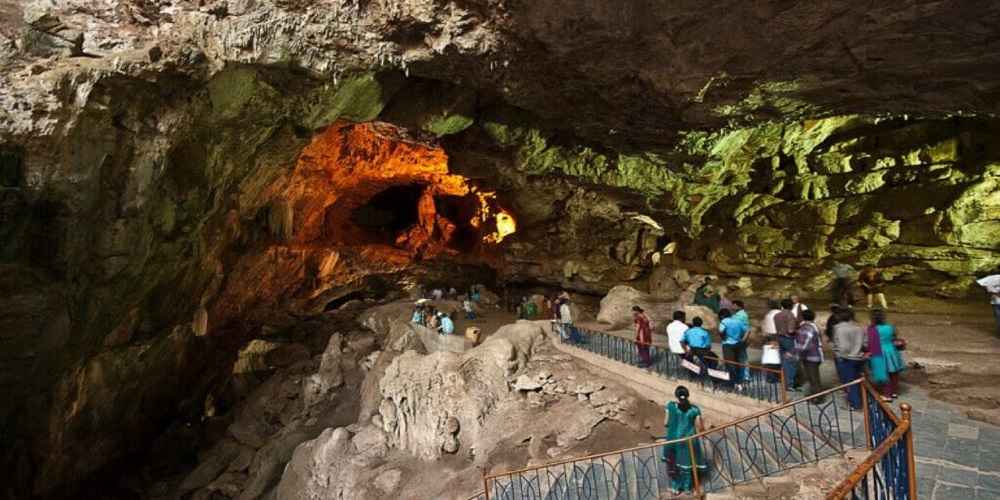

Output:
xmin=634 ymin=305 xmax=653 ymax=368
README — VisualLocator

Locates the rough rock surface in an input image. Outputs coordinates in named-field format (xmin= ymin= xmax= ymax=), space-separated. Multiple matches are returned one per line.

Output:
xmin=2 ymin=0 xmax=1000 ymax=496
xmin=377 ymin=321 xmax=546 ymax=460
xmin=596 ymin=285 xmax=678 ymax=328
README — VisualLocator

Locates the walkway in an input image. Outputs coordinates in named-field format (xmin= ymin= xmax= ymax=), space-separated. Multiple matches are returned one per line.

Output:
xmin=576 ymin=322 xmax=1000 ymax=500
xmin=509 ymin=324 xmax=872 ymax=499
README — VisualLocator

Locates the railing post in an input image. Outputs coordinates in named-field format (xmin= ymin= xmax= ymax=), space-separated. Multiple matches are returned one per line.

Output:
xmin=901 ymin=403 xmax=917 ymax=500
xmin=779 ymin=367 xmax=788 ymax=404
xmin=861 ymin=381 xmax=873 ymax=450
xmin=687 ymin=438 xmax=701 ymax=495
xmin=481 ymin=466 xmax=490 ymax=500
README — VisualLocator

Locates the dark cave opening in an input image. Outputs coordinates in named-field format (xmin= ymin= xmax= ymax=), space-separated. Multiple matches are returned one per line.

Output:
xmin=323 ymin=290 xmax=367 ymax=311
xmin=435 ymin=193 xmax=482 ymax=252
xmin=349 ymin=183 xmax=426 ymax=245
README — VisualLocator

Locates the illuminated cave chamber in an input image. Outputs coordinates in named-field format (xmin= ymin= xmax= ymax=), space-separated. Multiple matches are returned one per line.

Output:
xmin=291 ymin=121 xmax=515 ymax=258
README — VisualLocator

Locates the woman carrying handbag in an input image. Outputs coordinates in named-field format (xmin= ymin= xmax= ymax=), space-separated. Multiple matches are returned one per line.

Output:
xmin=867 ymin=309 xmax=906 ymax=400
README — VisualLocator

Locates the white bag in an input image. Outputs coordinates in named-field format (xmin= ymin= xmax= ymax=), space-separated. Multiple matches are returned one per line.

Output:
xmin=708 ymin=367 xmax=731 ymax=381
xmin=762 ymin=345 xmax=781 ymax=365
xmin=681 ymin=359 xmax=702 ymax=374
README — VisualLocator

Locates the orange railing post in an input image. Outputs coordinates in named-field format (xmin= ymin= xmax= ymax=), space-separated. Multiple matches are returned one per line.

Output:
xmin=687 ymin=438 xmax=701 ymax=494
xmin=481 ymin=466 xmax=490 ymax=500
xmin=779 ymin=367 xmax=788 ymax=403
xmin=860 ymin=380 xmax=872 ymax=450
xmin=901 ymin=403 xmax=918 ymax=499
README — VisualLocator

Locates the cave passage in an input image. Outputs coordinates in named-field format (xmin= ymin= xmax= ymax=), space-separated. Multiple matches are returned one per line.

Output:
xmin=307 ymin=122 xmax=517 ymax=257
xmin=349 ymin=183 xmax=426 ymax=245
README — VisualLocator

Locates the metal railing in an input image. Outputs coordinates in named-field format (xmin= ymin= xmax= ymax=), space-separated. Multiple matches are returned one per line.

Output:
xmin=472 ymin=378 xmax=916 ymax=500
xmin=557 ymin=324 xmax=787 ymax=404
xmin=827 ymin=384 xmax=917 ymax=499
xmin=479 ymin=379 xmax=867 ymax=499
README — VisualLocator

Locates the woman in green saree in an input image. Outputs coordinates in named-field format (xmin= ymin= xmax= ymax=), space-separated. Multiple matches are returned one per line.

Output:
xmin=661 ymin=386 xmax=708 ymax=493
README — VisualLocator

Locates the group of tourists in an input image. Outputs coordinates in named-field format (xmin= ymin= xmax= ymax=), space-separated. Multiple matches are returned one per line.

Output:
xmin=410 ymin=285 xmax=483 ymax=335
xmin=641 ymin=289 xmax=907 ymax=411
xmin=410 ymin=303 xmax=455 ymax=335
xmin=642 ymin=303 xmax=752 ymax=386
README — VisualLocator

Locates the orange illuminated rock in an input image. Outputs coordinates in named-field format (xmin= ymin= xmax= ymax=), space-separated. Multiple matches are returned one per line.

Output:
xmin=207 ymin=121 xmax=516 ymax=330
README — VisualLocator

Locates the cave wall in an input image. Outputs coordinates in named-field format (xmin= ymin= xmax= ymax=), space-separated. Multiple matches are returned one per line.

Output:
xmin=1 ymin=0 xmax=1000 ymax=497
xmin=464 ymin=113 xmax=1000 ymax=296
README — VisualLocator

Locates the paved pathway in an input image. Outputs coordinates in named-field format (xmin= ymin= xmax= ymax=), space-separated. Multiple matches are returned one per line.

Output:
xmin=583 ymin=323 xmax=1000 ymax=499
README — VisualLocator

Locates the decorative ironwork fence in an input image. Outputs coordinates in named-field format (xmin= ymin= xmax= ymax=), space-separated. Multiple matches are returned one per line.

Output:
xmin=556 ymin=323 xmax=787 ymax=404
xmin=827 ymin=384 xmax=917 ymax=499
xmin=472 ymin=378 xmax=916 ymax=500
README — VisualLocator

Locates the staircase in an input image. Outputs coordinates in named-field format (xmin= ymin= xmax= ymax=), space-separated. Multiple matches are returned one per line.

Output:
xmin=476 ymin=383 xmax=868 ymax=499
xmin=469 ymin=322 xmax=917 ymax=499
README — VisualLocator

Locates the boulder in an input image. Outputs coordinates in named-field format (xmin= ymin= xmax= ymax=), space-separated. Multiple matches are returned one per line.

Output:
xmin=302 ymin=334 xmax=344 ymax=408
xmin=649 ymin=265 xmax=684 ymax=298
xmin=683 ymin=305 xmax=719 ymax=331
xmin=274 ymin=428 xmax=352 ymax=500
xmin=596 ymin=285 xmax=677 ymax=328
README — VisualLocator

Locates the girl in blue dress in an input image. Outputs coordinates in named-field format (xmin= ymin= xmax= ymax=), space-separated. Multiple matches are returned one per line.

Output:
xmin=661 ymin=386 xmax=707 ymax=493
xmin=867 ymin=309 xmax=905 ymax=400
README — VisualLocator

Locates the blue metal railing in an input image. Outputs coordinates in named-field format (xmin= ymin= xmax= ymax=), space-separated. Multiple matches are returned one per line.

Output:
xmin=828 ymin=385 xmax=916 ymax=499
xmin=479 ymin=379 xmax=880 ymax=500
xmin=554 ymin=323 xmax=787 ymax=404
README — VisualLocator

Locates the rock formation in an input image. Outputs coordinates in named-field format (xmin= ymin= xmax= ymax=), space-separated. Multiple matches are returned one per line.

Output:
xmin=1 ymin=0 xmax=999 ymax=497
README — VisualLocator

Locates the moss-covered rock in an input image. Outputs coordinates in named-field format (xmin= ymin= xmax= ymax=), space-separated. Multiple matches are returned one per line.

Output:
xmin=300 ymin=72 xmax=405 ymax=130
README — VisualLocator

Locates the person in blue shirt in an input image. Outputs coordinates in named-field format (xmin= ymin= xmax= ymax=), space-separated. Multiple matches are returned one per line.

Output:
xmin=681 ymin=317 xmax=715 ymax=368
xmin=730 ymin=301 xmax=751 ymax=382
xmin=719 ymin=309 xmax=750 ymax=384
xmin=732 ymin=300 xmax=749 ymax=328
xmin=437 ymin=312 xmax=454 ymax=336
xmin=411 ymin=306 xmax=425 ymax=325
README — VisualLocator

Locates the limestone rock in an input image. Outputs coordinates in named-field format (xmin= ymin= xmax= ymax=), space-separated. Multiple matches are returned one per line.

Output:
xmin=377 ymin=322 xmax=545 ymax=460
xmin=513 ymin=372 xmax=551 ymax=392
xmin=684 ymin=305 xmax=719 ymax=330
xmin=302 ymin=334 xmax=344 ymax=408
xmin=597 ymin=285 xmax=677 ymax=328
xmin=274 ymin=428 xmax=352 ymax=500
xmin=374 ymin=468 xmax=402 ymax=495
xmin=180 ymin=438 xmax=243 ymax=492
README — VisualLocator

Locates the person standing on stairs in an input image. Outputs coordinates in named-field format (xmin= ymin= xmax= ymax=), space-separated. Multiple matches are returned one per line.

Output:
xmin=833 ymin=308 xmax=868 ymax=410
xmin=633 ymin=306 xmax=653 ymax=368
xmin=719 ymin=308 xmax=749 ymax=387
xmin=775 ymin=299 xmax=801 ymax=392
xmin=794 ymin=309 xmax=825 ymax=402
xmin=661 ymin=386 xmax=707 ymax=495
xmin=791 ymin=294 xmax=809 ymax=322
xmin=681 ymin=317 xmax=714 ymax=368
xmin=731 ymin=300 xmax=751 ymax=381
xmin=666 ymin=310 xmax=689 ymax=357
xmin=867 ymin=309 xmax=905 ymax=401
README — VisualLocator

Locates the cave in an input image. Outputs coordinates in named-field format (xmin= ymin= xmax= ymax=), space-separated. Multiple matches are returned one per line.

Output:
xmin=348 ymin=183 xmax=426 ymax=245
xmin=3 ymin=2 xmax=1000 ymax=500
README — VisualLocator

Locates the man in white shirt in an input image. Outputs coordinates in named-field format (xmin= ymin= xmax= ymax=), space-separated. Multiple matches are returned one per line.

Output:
xmin=666 ymin=310 xmax=689 ymax=355
xmin=762 ymin=299 xmax=780 ymax=340
xmin=791 ymin=294 xmax=809 ymax=322
xmin=558 ymin=298 xmax=582 ymax=343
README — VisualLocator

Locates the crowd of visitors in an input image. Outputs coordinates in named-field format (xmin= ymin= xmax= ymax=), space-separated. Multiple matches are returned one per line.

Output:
xmin=410 ymin=285 xmax=482 ymax=334
xmin=631 ymin=288 xmax=907 ymax=410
